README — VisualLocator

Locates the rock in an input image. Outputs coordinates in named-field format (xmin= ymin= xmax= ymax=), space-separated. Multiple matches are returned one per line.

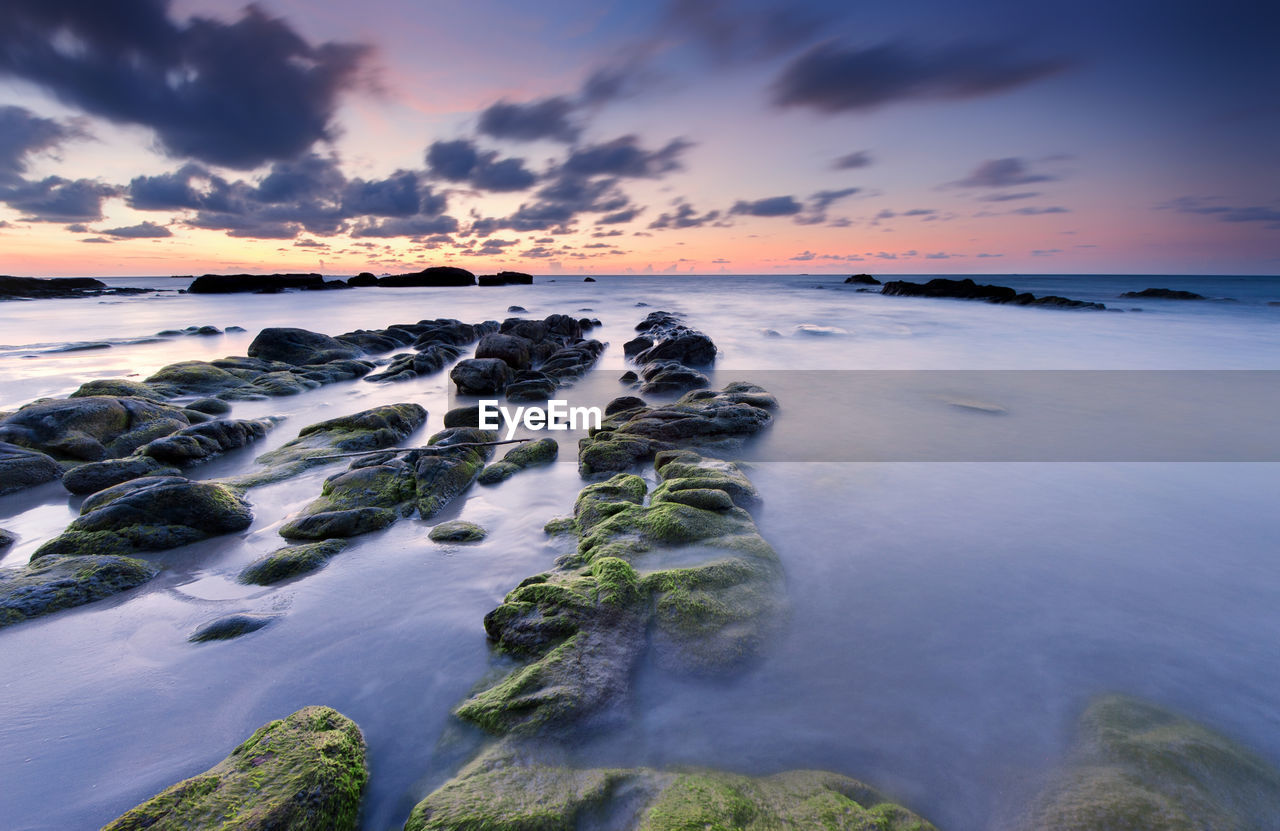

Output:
xmin=583 ymin=277 xmax=596 ymax=282
xmin=139 ymin=418 xmax=276 ymax=467
xmin=883 ymin=278 xmax=1105 ymax=309
xmin=192 ymin=325 xmax=222 ymax=335
xmin=623 ymin=336 xmax=653 ymax=357
xmin=844 ymin=273 xmax=881 ymax=285
xmin=239 ymin=540 xmax=348 ymax=585
xmin=639 ymin=360 xmax=710 ymax=395
xmin=379 ymin=266 xmax=476 ymax=287
xmin=478 ymin=438 xmax=558 ymax=484
xmin=1019 ymin=694 xmax=1280 ymax=830
xmin=0 ymin=529 xmax=12 ymax=550
xmin=578 ymin=382 xmax=776 ymax=476
xmin=506 ymin=305 xmax=528 ymax=313
xmin=348 ymin=271 xmax=378 ymax=287
xmin=70 ymin=379 xmax=165 ymax=401
xmin=187 ymin=273 xmax=325 ymax=293
xmin=188 ymin=613 xmax=274 ymax=642
xmin=451 ymin=358 xmax=513 ymax=394
xmin=428 ymin=520 xmax=487 ymax=542
xmin=62 ymin=456 xmax=179 ymax=495
xmin=232 ymin=403 xmax=427 ymax=488
xmin=363 ymin=343 xmax=462 ymax=383
xmin=604 ymin=395 xmax=646 ymax=416
xmin=280 ymin=506 xmax=398 ymax=540
xmin=0 ymin=555 xmax=159 ymax=629
xmin=33 ymin=476 xmax=253 ymax=559
xmin=0 ymin=396 xmax=190 ymax=462
xmin=475 ymin=333 xmax=534 ymax=370
xmin=103 ymin=706 xmax=367 ymax=831
xmin=444 ymin=406 xmax=481 ymax=428
xmin=0 ymin=441 xmax=63 ymax=494
xmin=186 ymin=397 xmax=232 ymax=415
xmin=455 ymin=453 xmax=782 ymax=737
xmin=1120 ymin=287 xmax=1207 ymax=300
xmin=0 ymin=275 xmax=130 ymax=299
xmin=478 ymin=271 xmax=533 ymax=286
xmin=406 ymin=743 xmax=935 ymax=831
xmin=248 ymin=327 xmax=364 ymax=365
xmin=226 ymin=325 xmax=246 ymax=332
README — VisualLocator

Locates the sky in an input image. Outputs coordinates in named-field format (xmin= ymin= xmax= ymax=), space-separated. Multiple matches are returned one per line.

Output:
xmin=0 ymin=0 xmax=1276 ymax=277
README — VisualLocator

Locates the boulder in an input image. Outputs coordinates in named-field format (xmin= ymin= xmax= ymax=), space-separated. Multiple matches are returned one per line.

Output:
xmin=844 ymin=273 xmax=881 ymax=285
xmin=188 ymin=613 xmax=274 ymax=642
xmin=348 ymin=271 xmax=378 ymax=287
xmin=1120 ymin=287 xmax=1206 ymax=300
xmin=62 ymin=457 xmax=179 ymax=495
xmin=33 ymin=476 xmax=253 ymax=559
xmin=138 ymin=418 xmax=276 ymax=467
xmin=0 ymin=555 xmax=158 ymax=629
xmin=187 ymin=273 xmax=324 ymax=293
xmin=478 ymin=437 xmax=558 ymax=484
xmin=0 ymin=396 xmax=190 ymax=462
xmin=247 ymin=327 xmax=363 ymax=365
xmin=451 ymin=358 xmax=513 ymax=394
xmin=0 ymin=442 xmax=63 ymax=494
xmin=428 ymin=520 xmax=487 ymax=542
xmin=239 ymin=540 xmax=348 ymax=585
xmin=103 ymin=706 xmax=367 ymax=831
xmin=475 ymin=333 xmax=534 ymax=370
xmin=378 ymin=266 xmax=475 ymax=287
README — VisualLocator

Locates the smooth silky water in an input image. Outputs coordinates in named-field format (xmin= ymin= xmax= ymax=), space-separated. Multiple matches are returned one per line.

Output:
xmin=1 ymin=275 xmax=1278 ymax=830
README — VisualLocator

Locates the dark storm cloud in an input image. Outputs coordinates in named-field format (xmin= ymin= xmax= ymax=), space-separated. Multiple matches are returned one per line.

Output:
xmin=349 ymin=216 xmax=460 ymax=238
xmin=0 ymin=106 xmax=83 ymax=184
xmin=101 ymin=220 xmax=171 ymax=238
xmin=341 ymin=171 xmax=429 ymax=217
xmin=731 ymin=195 xmax=803 ymax=216
xmin=561 ymin=136 xmax=693 ymax=179
xmin=772 ymin=40 xmax=1068 ymax=113
xmin=0 ymin=175 xmax=118 ymax=221
xmin=425 ymin=139 xmax=537 ymax=192
xmin=477 ymin=97 xmax=580 ymax=143
xmin=949 ymin=158 xmax=1059 ymax=188
xmin=832 ymin=150 xmax=873 ymax=170
xmin=0 ymin=0 xmax=370 ymax=168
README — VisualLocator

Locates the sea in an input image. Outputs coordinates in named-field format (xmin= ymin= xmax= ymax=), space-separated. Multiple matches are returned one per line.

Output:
xmin=1 ymin=273 xmax=1278 ymax=830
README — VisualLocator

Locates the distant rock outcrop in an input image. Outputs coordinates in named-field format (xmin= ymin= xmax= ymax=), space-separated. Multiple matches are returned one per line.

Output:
xmin=378 ymin=266 xmax=475 ymax=287
xmin=0 ymin=275 xmax=149 ymax=300
xmin=478 ymin=271 xmax=533 ymax=286
xmin=1120 ymin=287 xmax=1206 ymax=300
xmin=187 ymin=273 xmax=325 ymax=293
xmin=882 ymin=277 xmax=1105 ymax=309
xmin=844 ymin=273 xmax=881 ymax=285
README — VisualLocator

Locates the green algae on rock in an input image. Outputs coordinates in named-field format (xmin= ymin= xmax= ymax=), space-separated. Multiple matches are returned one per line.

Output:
xmin=1019 ymin=694 xmax=1280 ymax=830
xmin=429 ymin=520 xmax=488 ymax=543
xmin=103 ymin=705 xmax=368 ymax=831
xmin=454 ymin=452 xmax=783 ymax=736
xmin=0 ymin=554 xmax=159 ymax=629
xmin=404 ymin=742 xmax=936 ymax=831
xmin=189 ymin=613 xmax=275 ymax=642
xmin=33 ymin=476 xmax=253 ymax=560
xmin=477 ymin=437 xmax=559 ymax=485
xmin=238 ymin=539 xmax=348 ymax=585
xmin=0 ymin=395 xmax=191 ymax=462
xmin=229 ymin=403 xmax=427 ymax=488
xmin=578 ymin=382 xmax=776 ymax=476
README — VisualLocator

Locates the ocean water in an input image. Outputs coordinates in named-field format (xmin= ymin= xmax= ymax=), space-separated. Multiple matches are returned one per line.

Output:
xmin=0 ymin=274 xmax=1278 ymax=830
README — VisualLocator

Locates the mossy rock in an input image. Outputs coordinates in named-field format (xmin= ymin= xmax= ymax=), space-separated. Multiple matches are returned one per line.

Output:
xmin=103 ymin=705 xmax=367 ymax=831
xmin=280 ymin=507 xmax=397 ymax=541
xmin=429 ymin=520 xmax=487 ymax=543
xmin=1020 ymin=694 xmax=1280 ymax=830
xmin=0 ymin=441 xmax=63 ymax=495
xmin=34 ymin=477 xmax=253 ymax=559
xmin=144 ymin=361 xmax=246 ymax=394
xmin=0 ymin=555 xmax=158 ymax=629
xmin=478 ymin=438 xmax=558 ymax=485
xmin=239 ymin=540 xmax=348 ymax=585
xmin=61 ymin=456 xmax=178 ymax=495
xmin=70 ymin=379 xmax=165 ymax=401
xmin=189 ymin=613 xmax=274 ymax=642
xmin=406 ymin=744 xmax=936 ymax=831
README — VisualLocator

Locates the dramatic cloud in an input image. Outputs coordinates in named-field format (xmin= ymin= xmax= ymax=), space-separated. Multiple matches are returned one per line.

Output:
xmin=731 ymin=195 xmax=803 ymax=216
xmin=425 ymin=139 xmax=537 ymax=192
xmin=773 ymin=40 xmax=1067 ymax=113
xmin=0 ymin=176 xmax=118 ymax=221
xmin=101 ymin=220 xmax=171 ymax=238
xmin=598 ymin=207 xmax=644 ymax=225
xmin=0 ymin=1 xmax=370 ymax=168
xmin=561 ymin=136 xmax=693 ymax=179
xmin=832 ymin=150 xmax=873 ymax=170
xmin=0 ymin=106 xmax=83 ymax=184
xmin=478 ymin=97 xmax=580 ymax=143
xmin=949 ymin=157 xmax=1058 ymax=188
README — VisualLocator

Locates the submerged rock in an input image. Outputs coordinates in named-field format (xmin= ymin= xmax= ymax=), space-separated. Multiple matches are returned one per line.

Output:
xmin=578 ymin=382 xmax=776 ymax=476
xmin=34 ymin=476 xmax=253 ymax=559
xmin=103 ymin=705 xmax=367 ymax=831
xmin=428 ymin=520 xmax=487 ymax=542
xmin=0 ymin=555 xmax=158 ymax=629
xmin=238 ymin=540 xmax=348 ymax=585
xmin=189 ymin=613 xmax=274 ymax=642
xmin=455 ymin=452 xmax=782 ymax=736
xmin=478 ymin=437 xmax=559 ymax=484
xmin=1019 ymin=694 xmax=1280 ymax=830
xmin=406 ymin=737 xmax=934 ymax=831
